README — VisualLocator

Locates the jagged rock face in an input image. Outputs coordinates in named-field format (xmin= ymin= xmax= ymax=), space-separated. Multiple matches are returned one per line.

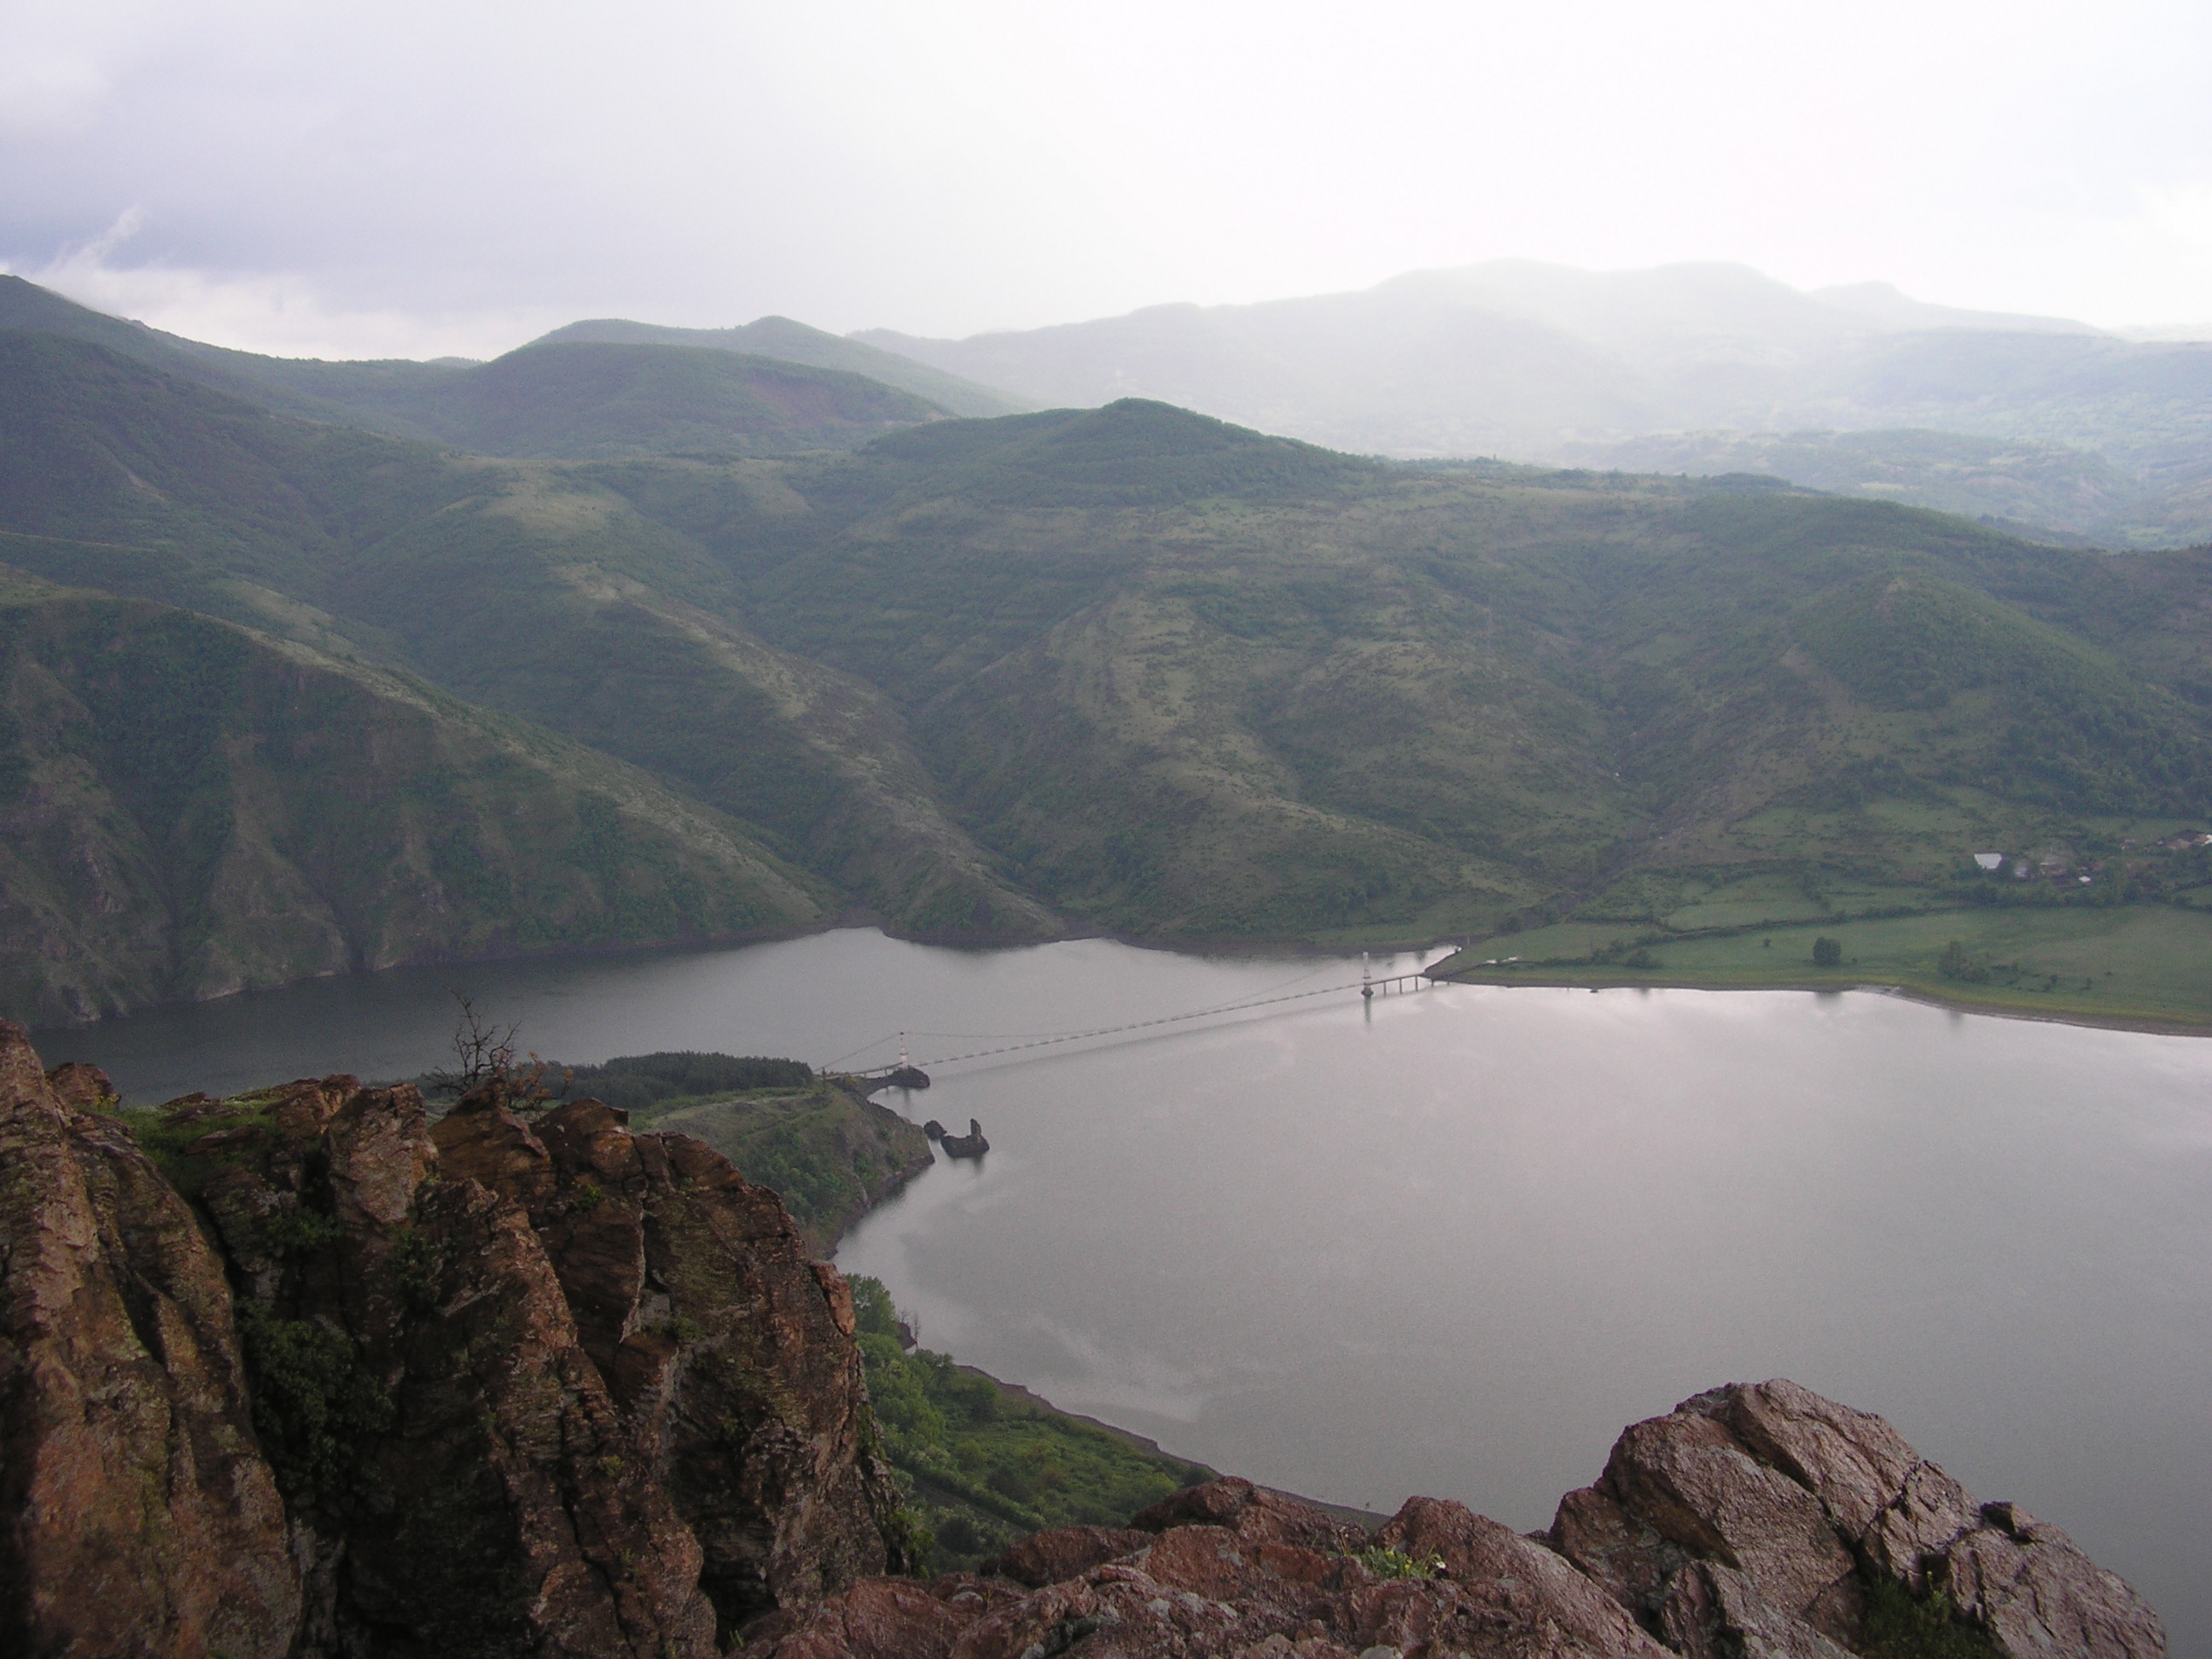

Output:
xmin=1549 ymin=1380 xmax=2166 ymax=1659
xmin=0 ymin=1024 xmax=904 ymax=1658
xmin=0 ymin=1023 xmax=297 ymax=1659
xmin=433 ymin=1091 xmax=905 ymax=1628
xmin=164 ymin=1070 xmax=720 ymax=1659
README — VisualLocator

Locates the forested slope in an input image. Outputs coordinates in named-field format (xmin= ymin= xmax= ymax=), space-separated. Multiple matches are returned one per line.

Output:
xmin=5 ymin=313 xmax=2211 ymax=1018
xmin=0 ymin=571 xmax=825 ymax=1022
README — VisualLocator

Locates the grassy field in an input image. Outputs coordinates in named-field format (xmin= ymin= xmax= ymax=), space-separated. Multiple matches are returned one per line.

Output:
xmin=1433 ymin=901 xmax=2212 ymax=1029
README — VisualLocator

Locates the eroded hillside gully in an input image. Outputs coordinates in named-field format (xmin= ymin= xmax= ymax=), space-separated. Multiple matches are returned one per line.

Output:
xmin=4 ymin=929 xmax=2200 ymax=1657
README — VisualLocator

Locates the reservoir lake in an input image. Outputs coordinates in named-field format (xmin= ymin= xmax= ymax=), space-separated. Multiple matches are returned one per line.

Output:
xmin=38 ymin=927 xmax=2212 ymax=1650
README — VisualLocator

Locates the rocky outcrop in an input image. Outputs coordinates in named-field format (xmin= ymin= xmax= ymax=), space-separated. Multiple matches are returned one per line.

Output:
xmin=924 ymin=1117 xmax=989 ymax=1158
xmin=751 ymin=1395 xmax=2165 ymax=1659
xmin=0 ymin=1032 xmax=297 ymax=1659
xmin=1548 ymin=1380 xmax=2165 ymax=1659
xmin=0 ymin=1022 xmax=905 ymax=1658
xmin=434 ymin=1089 xmax=907 ymax=1627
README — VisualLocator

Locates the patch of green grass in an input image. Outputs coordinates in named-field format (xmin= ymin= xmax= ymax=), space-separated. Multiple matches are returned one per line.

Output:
xmin=846 ymin=1276 xmax=1209 ymax=1575
xmin=1438 ymin=902 xmax=2212 ymax=1027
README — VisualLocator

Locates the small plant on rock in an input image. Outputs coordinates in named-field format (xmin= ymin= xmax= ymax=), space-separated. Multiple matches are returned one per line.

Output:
xmin=1355 ymin=1543 xmax=1443 ymax=1580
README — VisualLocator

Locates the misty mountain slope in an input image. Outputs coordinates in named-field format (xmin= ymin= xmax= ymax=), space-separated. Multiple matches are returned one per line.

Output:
xmin=0 ymin=276 xmax=388 ymax=427
xmin=0 ymin=570 xmax=828 ymax=1024
xmin=1809 ymin=280 xmax=2106 ymax=335
xmin=860 ymin=286 xmax=1668 ymax=457
xmin=1569 ymin=428 xmax=2161 ymax=544
xmin=0 ymin=280 xmax=969 ymax=458
xmin=855 ymin=260 xmax=2212 ymax=544
xmin=1774 ymin=329 xmax=2212 ymax=474
xmin=535 ymin=314 xmax=1032 ymax=417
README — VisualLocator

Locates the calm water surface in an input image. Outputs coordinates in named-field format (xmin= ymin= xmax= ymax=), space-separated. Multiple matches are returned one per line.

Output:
xmin=38 ymin=929 xmax=2212 ymax=1649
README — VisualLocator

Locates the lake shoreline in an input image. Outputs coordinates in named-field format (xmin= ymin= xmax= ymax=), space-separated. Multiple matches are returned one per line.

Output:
xmin=1429 ymin=965 xmax=2212 ymax=1038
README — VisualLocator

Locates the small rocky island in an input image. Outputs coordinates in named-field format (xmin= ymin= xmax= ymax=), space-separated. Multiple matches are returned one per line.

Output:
xmin=923 ymin=1115 xmax=990 ymax=1158
xmin=0 ymin=1021 xmax=2163 ymax=1658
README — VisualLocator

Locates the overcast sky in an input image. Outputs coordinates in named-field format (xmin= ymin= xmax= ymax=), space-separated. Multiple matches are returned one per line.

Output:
xmin=4 ymin=0 xmax=2210 ymax=360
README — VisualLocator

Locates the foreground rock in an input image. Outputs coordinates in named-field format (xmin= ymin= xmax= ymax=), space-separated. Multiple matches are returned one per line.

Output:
xmin=0 ymin=1022 xmax=905 ymax=1657
xmin=0 ymin=1043 xmax=297 ymax=1659
xmin=1551 ymin=1380 xmax=2165 ymax=1659
xmin=751 ymin=1391 xmax=2165 ymax=1659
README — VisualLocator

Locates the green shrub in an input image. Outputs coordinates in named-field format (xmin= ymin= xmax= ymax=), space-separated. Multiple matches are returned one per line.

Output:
xmin=387 ymin=1226 xmax=445 ymax=1315
xmin=237 ymin=1303 xmax=394 ymax=1498
xmin=261 ymin=1208 xmax=346 ymax=1257
xmin=1859 ymin=1575 xmax=2000 ymax=1659
xmin=1812 ymin=935 xmax=1842 ymax=966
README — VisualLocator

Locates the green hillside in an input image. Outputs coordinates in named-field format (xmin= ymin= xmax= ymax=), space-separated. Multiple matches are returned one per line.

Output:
xmin=7 ymin=316 xmax=2212 ymax=1023
xmin=0 ymin=572 xmax=825 ymax=1024
xmin=534 ymin=315 xmax=1031 ymax=418
xmin=0 ymin=335 xmax=1056 ymax=946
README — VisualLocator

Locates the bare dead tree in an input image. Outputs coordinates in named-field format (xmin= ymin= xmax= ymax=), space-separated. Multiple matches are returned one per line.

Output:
xmin=425 ymin=995 xmax=568 ymax=1110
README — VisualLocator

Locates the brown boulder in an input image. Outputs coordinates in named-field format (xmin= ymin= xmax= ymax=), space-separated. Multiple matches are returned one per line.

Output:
xmin=1132 ymin=1476 xmax=1364 ymax=1554
xmin=1598 ymin=1401 xmax=1861 ymax=1634
xmin=744 ymin=1575 xmax=978 ymax=1658
xmin=40 ymin=1060 xmax=112 ymax=1109
xmin=1552 ymin=1381 xmax=2166 ymax=1659
xmin=0 ymin=1021 xmax=297 ymax=1659
xmin=752 ymin=1389 xmax=2168 ymax=1659
xmin=1375 ymin=1497 xmax=1671 ymax=1656
xmin=2 ymin=1027 xmax=905 ymax=1657
xmin=195 ymin=1071 xmax=716 ymax=1657
xmin=982 ymin=1524 xmax=1151 ymax=1586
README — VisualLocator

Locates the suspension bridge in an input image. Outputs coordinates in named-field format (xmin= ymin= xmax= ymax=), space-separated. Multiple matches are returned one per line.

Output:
xmin=829 ymin=951 xmax=1455 ymax=1081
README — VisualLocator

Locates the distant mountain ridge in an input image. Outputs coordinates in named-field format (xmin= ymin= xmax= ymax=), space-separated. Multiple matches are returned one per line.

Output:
xmin=0 ymin=276 xmax=999 ymax=458
xmin=532 ymin=314 xmax=1030 ymax=418
xmin=855 ymin=259 xmax=2212 ymax=546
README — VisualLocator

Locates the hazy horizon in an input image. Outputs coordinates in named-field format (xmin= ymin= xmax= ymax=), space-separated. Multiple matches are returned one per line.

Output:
xmin=5 ymin=0 xmax=2210 ymax=361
